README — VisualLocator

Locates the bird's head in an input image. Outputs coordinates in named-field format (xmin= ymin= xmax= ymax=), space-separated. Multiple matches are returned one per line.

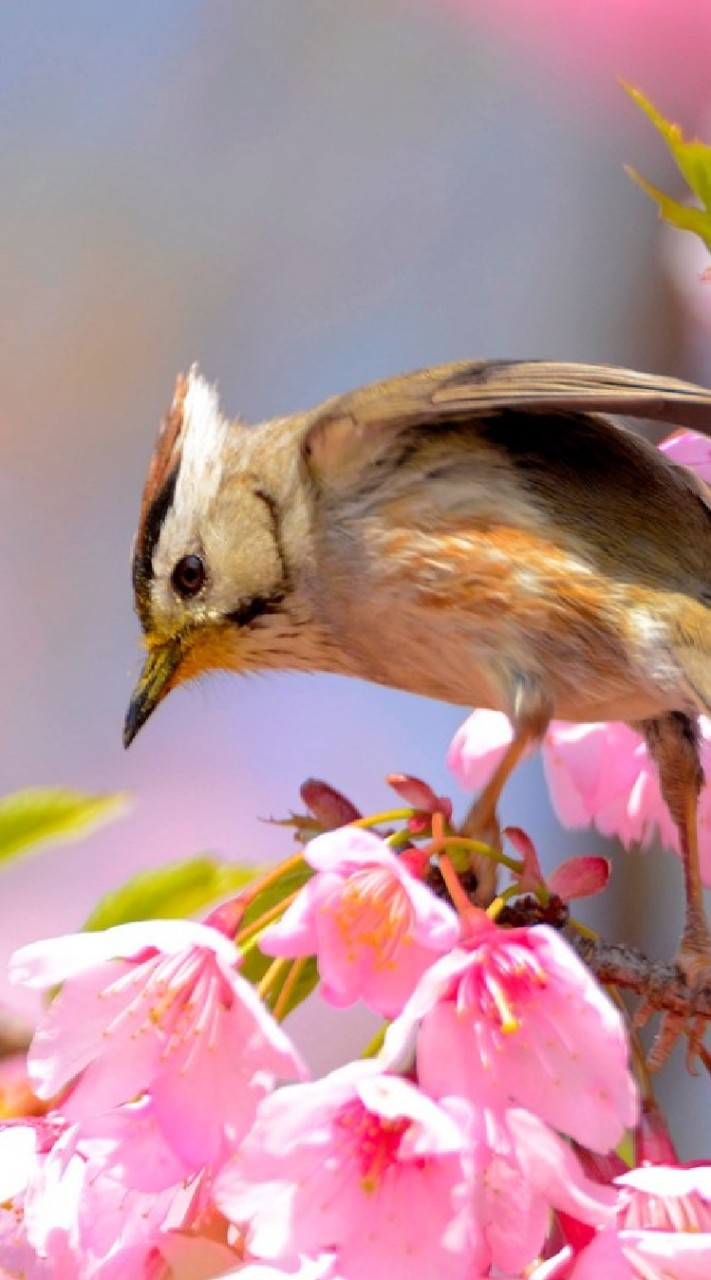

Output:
xmin=124 ymin=368 xmax=296 ymax=747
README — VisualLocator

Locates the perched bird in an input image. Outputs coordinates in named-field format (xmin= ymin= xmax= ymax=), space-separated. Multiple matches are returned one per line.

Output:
xmin=125 ymin=358 xmax=711 ymax=1034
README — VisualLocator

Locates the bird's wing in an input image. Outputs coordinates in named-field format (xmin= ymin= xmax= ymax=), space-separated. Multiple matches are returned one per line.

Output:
xmin=429 ymin=361 xmax=711 ymax=427
xmin=303 ymin=360 xmax=711 ymax=478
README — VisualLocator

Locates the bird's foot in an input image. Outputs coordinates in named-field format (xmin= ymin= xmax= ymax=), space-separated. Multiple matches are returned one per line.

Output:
xmin=635 ymin=926 xmax=711 ymax=1072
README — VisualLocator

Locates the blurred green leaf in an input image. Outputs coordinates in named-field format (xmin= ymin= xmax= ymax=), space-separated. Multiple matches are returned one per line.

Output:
xmin=84 ymin=857 xmax=260 ymax=931
xmin=0 ymin=788 xmax=128 ymax=866
xmin=626 ymin=83 xmax=711 ymax=255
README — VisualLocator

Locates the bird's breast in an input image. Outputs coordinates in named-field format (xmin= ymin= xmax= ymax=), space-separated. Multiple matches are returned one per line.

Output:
xmin=311 ymin=516 xmax=687 ymax=724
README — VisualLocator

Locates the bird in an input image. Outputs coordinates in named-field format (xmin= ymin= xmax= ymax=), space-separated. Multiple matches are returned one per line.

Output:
xmin=125 ymin=358 xmax=711 ymax=1048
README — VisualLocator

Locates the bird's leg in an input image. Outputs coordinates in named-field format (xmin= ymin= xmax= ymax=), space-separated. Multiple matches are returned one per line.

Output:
xmin=459 ymin=677 xmax=551 ymax=905
xmin=639 ymin=712 xmax=711 ymax=1068
xmin=642 ymin=713 xmax=711 ymax=975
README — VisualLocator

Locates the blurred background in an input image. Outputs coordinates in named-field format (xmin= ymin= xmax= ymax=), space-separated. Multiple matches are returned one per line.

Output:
xmin=3 ymin=0 xmax=711 ymax=1151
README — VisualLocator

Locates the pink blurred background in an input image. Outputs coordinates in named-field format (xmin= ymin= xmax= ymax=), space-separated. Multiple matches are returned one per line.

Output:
xmin=2 ymin=1 xmax=710 ymax=1147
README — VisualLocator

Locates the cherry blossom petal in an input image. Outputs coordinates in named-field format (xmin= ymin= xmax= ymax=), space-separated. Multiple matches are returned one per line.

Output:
xmin=660 ymin=428 xmax=711 ymax=482
xmin=10 ymin=919 xmax=238 ymax=989
xmin=447 ymin=709 xmax=515 ymax=791
xmin=465 ymin=1103 xmax=614 ymax=1276
xmin=261 ymin=829 xmax=459 ymax=1018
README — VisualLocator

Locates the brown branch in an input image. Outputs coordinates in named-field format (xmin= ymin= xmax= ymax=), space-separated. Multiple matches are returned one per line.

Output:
xmin=566 ymin=931 xmax=711 ymax=1019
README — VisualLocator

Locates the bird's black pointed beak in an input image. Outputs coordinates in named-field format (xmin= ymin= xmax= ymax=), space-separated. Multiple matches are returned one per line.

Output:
xmin=123 ymin=639 xmax=184 ymax=747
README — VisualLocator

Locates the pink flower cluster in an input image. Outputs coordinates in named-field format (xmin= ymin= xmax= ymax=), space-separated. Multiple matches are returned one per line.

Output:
xmin=449 ymin=708 xmax=711 ymax=871
xmin=4 ymin=819 xmax=692 ymax=1279
xmin=448 ymin=430 xmax=711 ymax=885
xmin=1 ymin=920 xmax=305 ymax=1278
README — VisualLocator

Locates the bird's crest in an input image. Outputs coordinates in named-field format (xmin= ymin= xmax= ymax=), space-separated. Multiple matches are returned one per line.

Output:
xmin=132 ymin=366 xmax=228 ymax=611
xmin=137 ymin=371 xmax=189 ymax=538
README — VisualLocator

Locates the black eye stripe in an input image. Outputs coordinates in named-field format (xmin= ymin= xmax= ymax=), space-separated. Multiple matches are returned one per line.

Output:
xmin=171 ymin=554 xmax=206 ymax=598
xmin=227 ymin=591 xmax=285 ymax=628
xmin=132 ymin=465 xmax=179 ymax=599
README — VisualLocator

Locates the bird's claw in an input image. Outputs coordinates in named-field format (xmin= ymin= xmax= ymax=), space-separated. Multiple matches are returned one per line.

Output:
xmin=635 ymin=942 xmax=711 ymax=1072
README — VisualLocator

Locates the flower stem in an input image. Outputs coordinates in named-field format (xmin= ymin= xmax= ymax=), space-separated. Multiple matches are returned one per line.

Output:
xmin=237 ymin=889 xmax=301 ymax=948
xmin=350 ymin=808 xmax=417 ymax=828
xmin=272 ymin=957 xmax=309 ymax=1022
xmin=257 ymin=956 xmax=291 ymax=1004
xmin=433 ymin=836 xmax=521 ymax=874
xmin=438 ymin=852 xmax=479 ymax=918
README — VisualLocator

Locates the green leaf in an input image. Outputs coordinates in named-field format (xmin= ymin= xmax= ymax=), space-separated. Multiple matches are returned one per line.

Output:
xmin=625 ymin=83 xmax=711 ymax=255
xmin=0 ymin=788 xmax=128 ymax=866
xmin=625 ymin=167 xmax=711 ymax=251
xmin=84 ymin=857 xmax=261 ymax=931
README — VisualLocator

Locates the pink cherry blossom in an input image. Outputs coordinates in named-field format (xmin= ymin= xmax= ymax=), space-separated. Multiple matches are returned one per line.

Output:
xmin=464 ymin=1102 xmax=616 ymax=1276
xmin=214 ymin=1060 xmax=483 ymax=1280
xmin=448 ymin=709 xmax=647 ymax=838
xmin=0 ymin=1107 xmax=199 ymax=1279
xmin=535 ymin=1164 xmax=711 ymax=1278
xmin=543 ymin=720 xmax=680 ymax=847
xmin=259 ymin=828 xmax=460 ymax=1017
xmin=383 ymin=916 xmax=637 ymax=1153
xmin=547 ymin=719 xmax=711 ymax=885
xmin=449 ymin=706 xmax=711 ymax=884
xmin=448 ymin=709 xmax=674 ymax=844
xmin=0 ymin=1099 xmax=251 ymax=1279
xmin=11 ymin=919 xmax=306 ymax=1168
xmin=66 ymin=1096 xmax=199 ymax=1194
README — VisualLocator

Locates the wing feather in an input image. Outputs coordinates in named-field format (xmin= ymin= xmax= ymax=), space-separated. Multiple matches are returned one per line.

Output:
xmin=430 ymin=360 xmax=711 ymax=428
xmin=303 ymin=360 xmax=711 ymax=478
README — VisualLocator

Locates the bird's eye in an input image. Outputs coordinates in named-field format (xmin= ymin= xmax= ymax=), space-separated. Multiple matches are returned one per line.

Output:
xmin=171 ymin=554 xmax=206 ymax=598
